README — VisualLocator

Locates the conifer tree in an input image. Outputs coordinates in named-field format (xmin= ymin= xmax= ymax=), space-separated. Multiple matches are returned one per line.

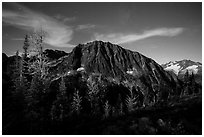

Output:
xmin=119 ymin=102 xmax=124 ymax=115
xmin=71 ymin=90 xmax=82 ymax=115
xmin=87 ymin=76 xmax=101 ymax=115
xmin=23 ymin=34 xmax=30 ymax=59
xmin=103 ymin=101 xmax=111 ymax=118
xmin=10 ymin=51 xmax=28 ymax=126
xmin=118 ymin=94 xmax=124 ymax=116
xmin=13 ymin=50 xmax=27 ymax=95
xmin=126 ymin=89 xmax=137 ymax=112
xmin=190 ymin=72 xmax=196 ymax=94
xmin=51 ymin=77 xmax=69 ymax=121
xmin=26 ymin=73 xmax=43 ymax=114
xmin=184 ymin=70 xmax=189 ymax=84
xmin=22 ymin=35 xmax=30 ymax=81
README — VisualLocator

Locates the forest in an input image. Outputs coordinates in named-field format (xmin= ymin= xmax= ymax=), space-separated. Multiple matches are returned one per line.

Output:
xmin=2 ymin=32 xmax=202 ymax=135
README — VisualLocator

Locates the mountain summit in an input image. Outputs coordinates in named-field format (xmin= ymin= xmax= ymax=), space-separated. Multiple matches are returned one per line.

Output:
xmin=50 ymin=40 xmax=177 ymax=91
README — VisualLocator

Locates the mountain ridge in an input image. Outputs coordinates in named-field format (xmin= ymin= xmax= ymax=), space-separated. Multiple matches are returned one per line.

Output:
xmin=48 ymin=41 xmax=178 ymax=97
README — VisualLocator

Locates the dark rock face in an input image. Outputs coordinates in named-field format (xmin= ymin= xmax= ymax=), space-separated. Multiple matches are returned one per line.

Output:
xmin=50 ymin=41 xmax=178 ymax=96
xmin=56 ymin=41 xmax=163 ymax=74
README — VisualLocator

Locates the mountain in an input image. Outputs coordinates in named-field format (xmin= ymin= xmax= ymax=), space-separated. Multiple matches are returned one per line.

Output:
xmin=162 ymin=60 xmax=202 ymax=84
xmin=49 ymin=41 xmax=178 ymax=94
xmin=44 ymin=49 xmax=68 ymax=61
xmin=2 ymin=41 xmax=181 ymax=105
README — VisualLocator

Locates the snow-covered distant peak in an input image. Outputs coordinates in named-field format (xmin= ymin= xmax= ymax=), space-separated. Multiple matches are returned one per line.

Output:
xmin=169 ymin=61 xmax=176 ymax=64
xmin=162 ymin=60 xmax=202 ymax=75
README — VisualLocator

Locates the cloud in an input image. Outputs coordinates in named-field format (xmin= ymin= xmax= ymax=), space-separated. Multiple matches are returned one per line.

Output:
xmin=3 ymin=3 xmax=74 ymax=48
xmin=93 ymin=27 xmax=184 ymax=44
xmin=76 ymin=24 xmax=96 ymax=30
xmin=11 ymin=38 xmax=24 ymax=41
xmin=54 ymin=14 xmax=76 ymax=23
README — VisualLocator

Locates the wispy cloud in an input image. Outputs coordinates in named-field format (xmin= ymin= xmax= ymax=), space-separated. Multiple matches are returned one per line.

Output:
xmin=11 ymin=38 xmax=24 ymax=41
xmin=76 ymin=24 xmax=96 ymax=30
xmin=3 ymin=3 xmax=75 ymax=47
xmin=93 ymin=27 xmax=184 ymax=44
xmin=54 ymin=14 xmax=76 ymax=23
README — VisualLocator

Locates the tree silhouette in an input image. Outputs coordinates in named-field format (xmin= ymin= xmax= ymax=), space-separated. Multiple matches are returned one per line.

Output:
xmin=103 ymin=100 xmax=111 ymax=118
xmin=71 ymin=90 xmax=82 ymax=115
xmin=87 ymin=75 xmax=102 ymax=115
xmin=51 ymin=77 xmax=69 ymax=121
xmin=13 ymin=51 xmax=27 ymax=98
xmin=28 ymin=31 xmax=49 ymax=79
xmin=22 ymin=35 xmax=30 ymax=81
xmin=126 ymin=89 xmax=137 ymax=112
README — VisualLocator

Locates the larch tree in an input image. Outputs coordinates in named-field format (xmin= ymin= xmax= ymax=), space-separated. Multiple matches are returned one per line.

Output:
xmin=28 ymin=31 xmax=49 ymax=79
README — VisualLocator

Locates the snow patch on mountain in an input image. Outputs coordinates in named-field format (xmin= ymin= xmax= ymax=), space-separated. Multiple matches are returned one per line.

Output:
xmin=182 ymin=65 xmax=198 ymax=74
xmin=77 ymin=67 xmax=85 ymax=72
xmin=164 ymin=63 xmax=182 ymax=75
xmin=126 ymin=70 xmax=134 ymax=75
xmin=186 ymin=65 xmax=198 ymax=70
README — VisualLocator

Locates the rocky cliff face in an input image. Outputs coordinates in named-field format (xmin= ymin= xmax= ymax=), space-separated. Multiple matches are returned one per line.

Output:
xmin=49 ymin=41 xmax=178 ymax=94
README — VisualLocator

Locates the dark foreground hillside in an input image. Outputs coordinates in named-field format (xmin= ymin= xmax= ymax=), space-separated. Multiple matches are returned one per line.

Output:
xmin=44 ymin=94 xmax=202 ymax=135
xmin=3 ymin=93 xmax=201 ymax=135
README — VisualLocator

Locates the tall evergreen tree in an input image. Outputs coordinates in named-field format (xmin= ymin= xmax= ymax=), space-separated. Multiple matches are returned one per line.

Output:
xmin=126 ymin=89 xmax=137 ymax=112
xmin=51 ymin=77 xmax=69 ymax=121
xmin=184 ymin=70 xmax=189 ymax=84
xmin=71 ymin=90 xmax=82 ymax=115
xmin=189 ymin=72 xmax=196 ymax=94
xmin=22 ymin=35 xmax=30 ymax=81
xmin=87 ymin=76 xmax=101 ymax=115
xmin=13 ymin=50 xmax=27 ymax=95
xmin=103 ymin=101 xmax=111 ymax=118
xmin=23 ymin=34 xmax=30 ymax=59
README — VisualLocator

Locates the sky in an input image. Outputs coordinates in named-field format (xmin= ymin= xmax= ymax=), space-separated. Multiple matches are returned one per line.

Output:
xmin=2 ymin=2 xmax=202 ymax=64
